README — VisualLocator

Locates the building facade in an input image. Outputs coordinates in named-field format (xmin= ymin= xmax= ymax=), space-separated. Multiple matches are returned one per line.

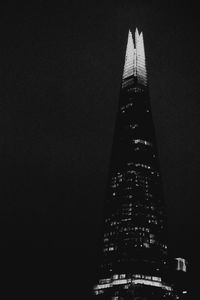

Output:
xmin=93 ymin=29 xmax=187 ymax=300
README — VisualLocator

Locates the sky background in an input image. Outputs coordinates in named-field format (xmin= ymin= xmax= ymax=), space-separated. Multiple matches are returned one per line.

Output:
xmin=0 ymin=0 xmax=199 ymax=298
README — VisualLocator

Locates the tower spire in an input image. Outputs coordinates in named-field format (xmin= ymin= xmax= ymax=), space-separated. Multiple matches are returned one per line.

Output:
xmin=122 ymin=30 xmax=136 ymax=80
xmin=93 ymin=28 xmax=187 ymax=300
xmin=122 ymin=28 xmax=147 ymax=86
xmin=135 ymin=30 xmax=147 ymax=86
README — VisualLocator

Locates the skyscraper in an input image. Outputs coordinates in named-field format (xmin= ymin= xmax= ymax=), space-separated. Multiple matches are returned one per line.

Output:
xmin=93 ymin=29 xmax=187 ymax=299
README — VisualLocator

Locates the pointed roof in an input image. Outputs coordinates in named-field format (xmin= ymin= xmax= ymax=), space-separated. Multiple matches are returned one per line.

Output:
xmin=122 ymin=30 xmax=135 ymax=80
xmin=122 ymin=28 xmax=147 ymax=86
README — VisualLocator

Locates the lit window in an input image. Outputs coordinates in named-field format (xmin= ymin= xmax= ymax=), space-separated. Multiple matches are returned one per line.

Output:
xmin=175 ymin=258 xmax=187 ymax=272
xmin=99 ymin=278 xmax=110 ymax=284
xmin=130 ymin=124 xmax=138 ymax=129
xmin=108 ymin=247 xmax=114 ymax=251
xmin=135 ymin=163 xmax=152 ymax=169
xmin=124 ymin=285 xmax=129 ymax=289
xmin=94 ymin=289 xmax=104 ymax=295
xmin=132 ymin=139 xmax=152 ymax=146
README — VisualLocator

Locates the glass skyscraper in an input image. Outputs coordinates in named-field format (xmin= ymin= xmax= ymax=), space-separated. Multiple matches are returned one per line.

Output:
xmin=93 ymin=29 xmax=187 ymax=300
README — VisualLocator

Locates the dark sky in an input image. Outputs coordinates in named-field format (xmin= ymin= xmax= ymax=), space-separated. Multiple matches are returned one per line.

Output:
xmin=0 ymin=0 xmax=199 ymax=298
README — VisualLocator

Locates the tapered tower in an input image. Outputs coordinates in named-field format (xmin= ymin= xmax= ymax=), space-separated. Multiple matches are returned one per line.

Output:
xmin=93 ymin=28 xmax=187 ymax=300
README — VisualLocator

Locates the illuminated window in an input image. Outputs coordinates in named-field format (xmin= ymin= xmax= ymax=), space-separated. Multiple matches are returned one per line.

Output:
xmin=132 ymin=139 xmax=152 ymax=146
xmin=108 ymin=247 xmax=114 ymax=251
xmin=129 ymin=124 xmax=138 ymax=129
xmin=94 ymin=289 xmax=104 ymax=295
xmin=175 ymin=258 xmax=187 ymax=272
xmin=150 ymin=239 xmax=155 ymax=244
xmin=124 ymin=285 xmax=129 ymax=289
xmin=111 ymin=222 xmax=117 ymax=226
xmin=99 ymin=278 xmax=110 ymax=284
xmin=94 ymin=274 xmax=172 ymax=291
xmin=132 ymin=87 xmax=143 ymax=93
xmin=135 ymin=163 xmax=152 ymax=169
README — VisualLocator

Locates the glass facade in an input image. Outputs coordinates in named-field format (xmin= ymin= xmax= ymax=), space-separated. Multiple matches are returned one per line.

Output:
xmin=93 ymin=28 xmax=187 ymax=300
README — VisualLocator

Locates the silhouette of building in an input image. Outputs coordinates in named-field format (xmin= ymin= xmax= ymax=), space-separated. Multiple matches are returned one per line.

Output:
xmin=93 ymin=28 xmax=188 ymax=299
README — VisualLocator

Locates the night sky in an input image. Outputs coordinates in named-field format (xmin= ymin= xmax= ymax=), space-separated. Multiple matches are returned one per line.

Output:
xmin=0 ymin=0 xmax=199 ymax=298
